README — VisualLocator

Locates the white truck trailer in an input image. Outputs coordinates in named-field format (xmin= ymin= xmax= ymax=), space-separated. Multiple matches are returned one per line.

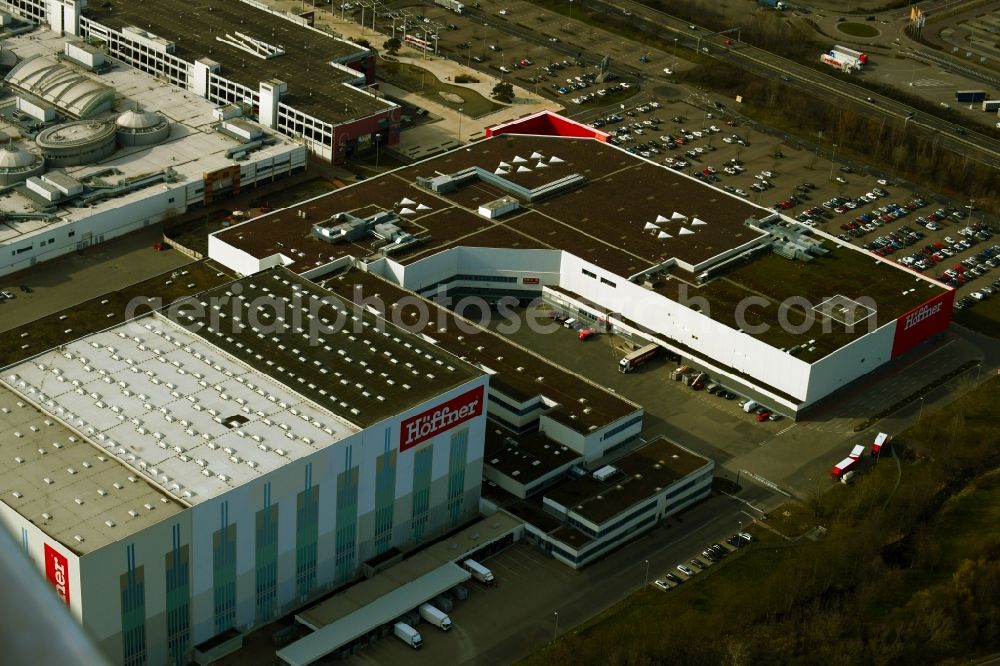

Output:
xmin=393 ymin=622 xmax=423 ymax=649
xmin=418 ymin=603 xmax=454 ymax=631
xmin=462 ymin=558 xmax=496 ymax=585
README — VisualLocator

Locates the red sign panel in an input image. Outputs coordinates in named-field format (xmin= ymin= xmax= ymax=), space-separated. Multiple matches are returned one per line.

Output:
xmin=44 ymin=543 xmax=70 ymax=606
xmin=890 ymin=289 xmax=954 ymax=358
xmin=400 ymin=385 xmax=484 ymax=451
xmin=522 ymin=277 xmax=540 ymax=285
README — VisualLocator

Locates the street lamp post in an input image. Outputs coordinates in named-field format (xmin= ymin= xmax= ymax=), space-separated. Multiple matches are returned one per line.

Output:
xmin=737 ymin=521 xmax=743 ymax=549
xmin=829 ymin=143 xmax=838 ymax=181
xmin=553 ymin=612 xmax=559 ymax=640
xmin=643 ymin=559 xmax=650 ymax=588
xmin=918 ymin=396 xmax=925 ymax=422
xmin=457 ymin=107 xmax=463 ymax=144
xmin=673 ymin=38 xmax=679 ymax=66
xmin=374 ymin=133 xmax=381 ymax=169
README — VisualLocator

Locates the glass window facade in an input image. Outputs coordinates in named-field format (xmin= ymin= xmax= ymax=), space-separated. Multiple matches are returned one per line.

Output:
xmin=296 ymin=466 xmax=319 ymax=600
xmin=411 ymin=447 xmax=433 ymax=544
xmin=373 ymin=449 xmax=397 ymax=556
xmin=255 ymin=483 xmax=279 ymax=622
xmin=212 ymin=502 xmax=237 ymax=634
xmin=121 ymin=544 xmax=146 ymax=666
xmin=165 ymin=525 xmax=190 ymax=666
xmin=447 ymin=428 xmax=469 ymax=525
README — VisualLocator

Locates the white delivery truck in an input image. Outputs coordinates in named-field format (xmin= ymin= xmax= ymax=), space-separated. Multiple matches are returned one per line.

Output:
xmin=418 ymin=603 xmax=454 ymax=631
xmin=393 ymin=622 xmax=423 ymax=649
xmin=463 ymin=558 xmax=496 ymax=585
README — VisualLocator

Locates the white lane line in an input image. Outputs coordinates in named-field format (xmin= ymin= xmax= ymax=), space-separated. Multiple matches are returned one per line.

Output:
xmin=776 ymin=424 xmax=797 ymax=436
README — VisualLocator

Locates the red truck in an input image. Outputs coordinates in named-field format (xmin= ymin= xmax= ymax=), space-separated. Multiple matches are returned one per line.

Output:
xmin=830 ymin=457 xmax=857 ymax=480
xmin=872 ymin=432 xmax=890 ymax=457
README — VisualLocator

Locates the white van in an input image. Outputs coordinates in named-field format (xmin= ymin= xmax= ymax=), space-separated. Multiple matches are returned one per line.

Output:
xmin=741 ymin=400 xmax=759 ymax=413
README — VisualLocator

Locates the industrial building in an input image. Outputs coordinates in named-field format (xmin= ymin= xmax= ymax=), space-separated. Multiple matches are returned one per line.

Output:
xmin=0 ymin=0 xmax=400 ymax=162
xmin=0 ymin=267 xmax=490 ymax=666
xmin=207 ymin=115 xmax=954 ymax=416
xmin=0 ymin=28 xmax=307 ymax=278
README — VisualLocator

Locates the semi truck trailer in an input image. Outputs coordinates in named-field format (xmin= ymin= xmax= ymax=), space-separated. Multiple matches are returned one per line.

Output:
xmin=956 ymin=90 xmax=987 ymax=103
xmin=418 ymin=603 xmax=454 ymax=631
xmin=463 ymin=559 xmax=496 ymax=585
xmin=393 ymin=622 xmax=423 ymax=649
xmin=831 ymin=457 xmax=857 ymax=479
xmin=982 ymin=100 xmax=1000 ymax=112
xmin=434 ymin=0 xmax=465 ymax=13
xmin=619 ymin=343 xmax=660 ymax=373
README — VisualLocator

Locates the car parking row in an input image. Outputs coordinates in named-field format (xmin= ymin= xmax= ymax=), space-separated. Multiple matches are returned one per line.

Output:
xmin=652 ymin=532 xmax=754 ymax=591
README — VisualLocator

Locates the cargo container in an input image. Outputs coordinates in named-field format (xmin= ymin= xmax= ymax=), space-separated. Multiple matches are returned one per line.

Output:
xmin=463 ymin=559 xmax=495 ymax=585
xmin=619 ymin=343 xmax=660 ymax=373
xmin=435 ymin=0 xmax=465 ymax=13
xmin=393 ymin=622 xmax=423 ymax=649
xmin=418 ymin=603 xmax=453 ymax=631
xmin=955 ymin=90 xmax=986 ymax=103
xmin=872 ymin=432 xmax=890 ymax=457
xmin=982 ymin=100 xmax=1000 ymax=112
xmin=849 ymin=444 xmax=865 ymax=460
xmin=831 ymin=457 xmax=857 ymax=479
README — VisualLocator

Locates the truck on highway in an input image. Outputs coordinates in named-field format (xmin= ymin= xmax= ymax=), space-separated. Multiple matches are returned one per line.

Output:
xmin=619 ymin=343 xmax=660 ymax=373
xmin=757 ymin=0 xmax=786 ymax=8
xmin=435 ymin=0 xmax=465 ymax=14
xmin=955 ymin=90 xmax=986 ymax=103
xmin=463 ymin=558 xmax=496 ymax=585
xmin=833 ymin=45 xmax=868 ymax=66
xmin=393 ymin=622 xmax=423 ymax=649
xmin=418 ymin=603 xmax=454 ymax=631
xmin=830 ymin=457 xmax=858 ymax=480
xmin=982 ymin=100 xmax=1000 ymax=112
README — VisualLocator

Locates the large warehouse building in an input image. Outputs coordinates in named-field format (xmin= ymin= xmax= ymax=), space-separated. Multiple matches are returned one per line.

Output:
xmin=0 ymin=269 xmax=489 ymax=665
xmin=206 ymin=117 xmax=954 ymax=416
xmin=1 ymin=0 xmax=399 ymax=162
xmin=0 ymin=28 xmax=307 ymax=278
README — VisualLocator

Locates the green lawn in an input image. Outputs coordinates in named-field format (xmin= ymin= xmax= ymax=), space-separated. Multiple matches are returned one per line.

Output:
xmin=379 ymin=61 xmax=505 ymax=118
xmin=836 ymin=22 xmax=880 ymax=38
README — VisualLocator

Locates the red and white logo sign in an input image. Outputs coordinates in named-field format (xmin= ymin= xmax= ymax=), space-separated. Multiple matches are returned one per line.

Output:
xmin=400 ymin=385 xmax=484 ymax=451
xmin=891 ymin=290 xmax=954 ymax=358
xmin=44 ymin=543 xmax=70 ymax=606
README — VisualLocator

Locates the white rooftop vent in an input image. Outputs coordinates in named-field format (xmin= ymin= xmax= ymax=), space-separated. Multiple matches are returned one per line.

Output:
xmin=105 ymin=520 xmax=115 ymax=528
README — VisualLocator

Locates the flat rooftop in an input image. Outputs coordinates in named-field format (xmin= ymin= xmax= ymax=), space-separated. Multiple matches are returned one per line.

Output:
xmin=544 ymin=437 xmax=711 ymax=526
xmin=84 ymin=0 xmax=392 ymax=122
xmin=0 ymin=384 xmax=185 ymax=555
xmin=484 ymin=426 xmax=581 ymax=486
xmin=0 ymin=30 xmax=300 ymax=245
xmin=214 ymin=135 xmax=766 ymax=277
xmin=212 ymin=135 xmax=947 ymax=361
xmin=321 ymin=270 xmax=640 ymax=435
xmin=172 ymin=267 xmax=482 ymax=428
xmin=3 ymin=308 xmax=360 ymax=504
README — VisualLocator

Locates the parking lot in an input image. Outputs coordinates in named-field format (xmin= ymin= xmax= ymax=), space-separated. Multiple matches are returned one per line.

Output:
xmin=343 ymin=490 xmax=775 ymax=666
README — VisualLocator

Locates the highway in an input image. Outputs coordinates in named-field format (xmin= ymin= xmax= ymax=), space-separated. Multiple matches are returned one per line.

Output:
xmin=454 ymin=0 xmax=1000 ymax=169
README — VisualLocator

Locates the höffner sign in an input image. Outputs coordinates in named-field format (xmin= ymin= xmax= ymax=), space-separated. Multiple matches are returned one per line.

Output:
xmin=400 ymin=385 xmax=484 ymax=451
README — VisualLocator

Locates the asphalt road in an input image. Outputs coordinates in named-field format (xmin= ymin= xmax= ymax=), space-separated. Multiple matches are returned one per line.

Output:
xmin=578 ymin=0 xmax=1000 ymax=168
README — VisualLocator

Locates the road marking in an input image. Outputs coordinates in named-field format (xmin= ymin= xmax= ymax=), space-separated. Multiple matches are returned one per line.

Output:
xmin=776 ymin=424 xmax=797 ymax=436
xmin=910 ymin=78 xmax=948 ymax=88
